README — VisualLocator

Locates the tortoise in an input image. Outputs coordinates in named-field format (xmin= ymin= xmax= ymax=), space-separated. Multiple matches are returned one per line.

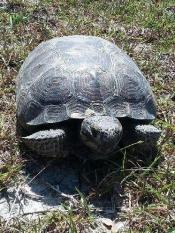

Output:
xmin=16 ymin=35 xmax=161 ymax=159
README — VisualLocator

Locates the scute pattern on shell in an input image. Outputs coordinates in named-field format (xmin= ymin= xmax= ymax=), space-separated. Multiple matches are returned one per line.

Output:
xmin=16 ymin=35 xmax=156 ymax=127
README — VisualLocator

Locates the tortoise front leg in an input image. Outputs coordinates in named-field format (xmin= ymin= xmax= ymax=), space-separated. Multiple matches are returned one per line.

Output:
xmin=122 ymin=124 xmax=161 ymax=154
xmin=134 ymin=125 xmax=161 ymax=145
xmin=22 ymin=129 xmax=68 ymax=158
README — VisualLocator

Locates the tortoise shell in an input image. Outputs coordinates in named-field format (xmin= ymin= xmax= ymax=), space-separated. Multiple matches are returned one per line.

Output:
xmin=16 ymin=35 xmax=156 ymax=127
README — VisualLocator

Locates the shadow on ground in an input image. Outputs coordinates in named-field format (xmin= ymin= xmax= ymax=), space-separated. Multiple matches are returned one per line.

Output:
xmin=0 ymin=137 xmax=159 ymax=221
xmin=22 ymin=151 xmax=125 ymax=219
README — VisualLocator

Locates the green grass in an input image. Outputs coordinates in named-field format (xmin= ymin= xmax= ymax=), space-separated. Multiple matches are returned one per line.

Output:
xmin=0 ymin=0 xmax=175 ymax=232
xmin=0 ymin=209 xmax=94 ymax=233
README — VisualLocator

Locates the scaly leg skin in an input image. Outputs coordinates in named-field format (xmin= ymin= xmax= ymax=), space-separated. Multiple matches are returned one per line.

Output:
xmin=22 ymin=129 xmax=68 ymax=158
xmin=134 ymin=125 xmax=161 ymax=144
xmin=123 ymin=124 xmax=161 ymax=155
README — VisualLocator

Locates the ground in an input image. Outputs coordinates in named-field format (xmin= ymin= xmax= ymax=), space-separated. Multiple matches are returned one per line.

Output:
xmin=0 ymin=0 xmax=175 ymax=232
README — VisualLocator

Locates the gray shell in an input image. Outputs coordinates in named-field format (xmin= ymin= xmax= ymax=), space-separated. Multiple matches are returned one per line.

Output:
xmin=16 ymin=35 xmax=156 ymax=127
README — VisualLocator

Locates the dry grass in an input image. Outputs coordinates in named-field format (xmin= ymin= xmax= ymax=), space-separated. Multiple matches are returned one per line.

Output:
xmin=0 ymin=0 xmax=175 ymax=232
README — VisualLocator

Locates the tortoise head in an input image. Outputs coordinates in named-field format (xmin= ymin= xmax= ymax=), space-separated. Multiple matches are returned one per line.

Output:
xmin=80 ymin=116 xmax=122 ymax=156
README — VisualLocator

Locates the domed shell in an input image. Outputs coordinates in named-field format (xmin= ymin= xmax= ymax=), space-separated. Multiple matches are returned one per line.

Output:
xmin=16 ymin=35 xmax=156 ymax=127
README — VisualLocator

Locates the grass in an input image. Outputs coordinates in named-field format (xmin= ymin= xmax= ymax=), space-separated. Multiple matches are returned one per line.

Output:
xmin=0 ymin=208 xmax=94 ymax=233
xmin=0 ymin=0 xmax=175 ymax=232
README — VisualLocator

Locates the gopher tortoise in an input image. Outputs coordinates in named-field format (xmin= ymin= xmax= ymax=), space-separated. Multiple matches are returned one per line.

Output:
xmin=16 ymin=35 xmax=161 ymax=159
